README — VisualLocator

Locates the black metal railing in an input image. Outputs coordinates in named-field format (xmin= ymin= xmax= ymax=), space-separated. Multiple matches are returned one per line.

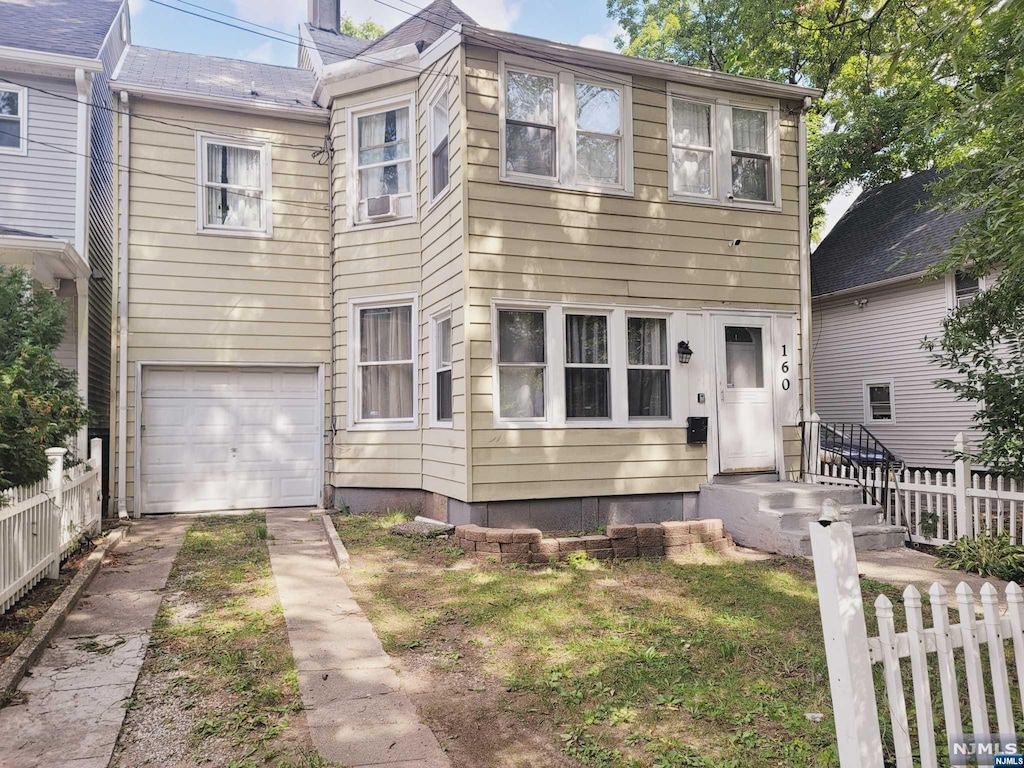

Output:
xmin=800 ymin=420 xmax=903 ymax=510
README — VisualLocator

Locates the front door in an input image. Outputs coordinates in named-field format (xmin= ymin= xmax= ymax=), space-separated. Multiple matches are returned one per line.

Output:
xmin=714 ymin=316 xmax=776 ymax=473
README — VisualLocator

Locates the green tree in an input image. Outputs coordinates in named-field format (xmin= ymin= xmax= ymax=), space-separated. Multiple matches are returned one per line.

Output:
xmin=340 ymin=15 xmax=386 ymax=41
xmin=922 ymin=0 xmax=1024 ymax=478
xmin=0 ymin=267 xmax=89 ymax=491
xmin=606 ymin=0 xmax=984 ymax=228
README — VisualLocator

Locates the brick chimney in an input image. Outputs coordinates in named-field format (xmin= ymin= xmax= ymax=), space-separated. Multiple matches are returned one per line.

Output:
xmin=308 ymin=0 xmax=340 ymax=32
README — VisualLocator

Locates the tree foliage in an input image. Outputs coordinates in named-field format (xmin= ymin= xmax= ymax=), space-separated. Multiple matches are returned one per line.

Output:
xmin=922 ymin=0 xmax=1024 ymax=478
xmin=606 ymin=0 xmax=986 ymax=228
xmin=0 ymin=267 xmax=89 ymax=491
xmin=340 ymin=15 xmax=386 ymax=41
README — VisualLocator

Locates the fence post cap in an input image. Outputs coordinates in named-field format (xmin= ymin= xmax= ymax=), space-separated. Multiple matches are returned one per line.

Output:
xmin=980 ymin=582 xmax=999 ymax=599
xmin=44 ymin=447 xmax=68 ymax=457
xmin=955 ymin=581 xmax=975 ymax=597
xmin=928 ymin=582 xmax=948 ymax=599
xmin=874 ymin=593 xmax=893 ymax=612
xmin=1008 ymin=582 xmax=1023 ymax=600
xmin=809 ymin=411 xmax=821 ymax=422
xmin=902 ymin=584 xmax=921 ymax=603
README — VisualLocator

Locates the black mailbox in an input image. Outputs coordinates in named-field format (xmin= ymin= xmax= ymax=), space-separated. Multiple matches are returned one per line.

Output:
xmin=687 ymin=417 xmax=708 ymax=444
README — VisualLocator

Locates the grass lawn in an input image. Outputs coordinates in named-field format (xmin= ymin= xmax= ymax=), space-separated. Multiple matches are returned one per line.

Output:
xmin=110 ymin=513 xmax=331 ymax=768
xmin=333 ymin=511 xmax=907 ymax=768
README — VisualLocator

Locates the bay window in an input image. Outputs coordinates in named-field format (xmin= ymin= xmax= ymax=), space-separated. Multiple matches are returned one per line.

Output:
xmin=0 ymin=86 xmax=26 ymax=154
xmin=351 ymin=297 xmax=417 ymax=427
xmin=350 ymin=97 xmax=415 ymax=225
xmin=197 ymin=134 xmax=271 ymax=235
xmin=668 ymin=90 xmax=780 ymax=208
xmin=627 ymin=317 xmax=671 ymax=419
xmin=500 ymin=54 xmax=632 ymax=193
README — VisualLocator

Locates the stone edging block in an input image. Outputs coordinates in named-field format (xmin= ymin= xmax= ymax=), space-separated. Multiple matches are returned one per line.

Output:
xmin=0 ymin=525 xmax=128 ymax=700
xmin=321 ymin=513 xmax=350 ymax=571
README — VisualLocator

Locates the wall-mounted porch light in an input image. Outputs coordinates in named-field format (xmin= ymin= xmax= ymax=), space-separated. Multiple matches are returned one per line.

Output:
xmin=677 ymin=340 xmax=694 ymax=364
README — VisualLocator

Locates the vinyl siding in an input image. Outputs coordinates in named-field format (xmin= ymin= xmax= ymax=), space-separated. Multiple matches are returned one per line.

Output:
xmin=113 ymin=99 xmax=331 ymax=513
xmin=329 ymin=48 xmax=468 ymax=500
xmin=463 ymin=44 xmax=805 ymax=501
xmin=811 ymin=276 xmax=979 ymax=468
xmin=0 ymin=73 xmax=77 ymax=239
xmin=54 ymin=282 xmax=77 ymax=372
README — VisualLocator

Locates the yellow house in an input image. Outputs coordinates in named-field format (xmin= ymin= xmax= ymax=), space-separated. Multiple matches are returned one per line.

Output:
xmin=108 ymin=0 xmax=820 ymax=528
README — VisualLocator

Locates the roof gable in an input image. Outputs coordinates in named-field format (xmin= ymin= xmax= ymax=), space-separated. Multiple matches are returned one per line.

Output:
xmin=0 ymin=0 xmax=122 ymax=59
xmin=360 ymin=0 xmax=475 ymax=56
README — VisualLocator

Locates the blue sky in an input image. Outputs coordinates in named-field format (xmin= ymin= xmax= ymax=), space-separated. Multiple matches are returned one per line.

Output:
xmin=128 ymin=0 xmax=856 ymax=235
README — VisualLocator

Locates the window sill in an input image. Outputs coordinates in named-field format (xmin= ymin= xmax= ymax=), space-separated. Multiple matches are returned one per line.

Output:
xmin=196 ymin=226 xmax=273 ymax=240
xmin=498 ymin=174 xmax=635 ymax=198
xmin=428 ymin=420 xmax=455 ymax=430
xmin=348 ymin=215 xmax=418 ymax=232
xmin=668 ymin=194 xmax=782 ymax=212
xmin=348 ymin=421 xmax=420 ymax=432
xmin=492 ymin=419 xmax=685 ymax=430
xmin=425 ymin=185 xmax=454 ymax=213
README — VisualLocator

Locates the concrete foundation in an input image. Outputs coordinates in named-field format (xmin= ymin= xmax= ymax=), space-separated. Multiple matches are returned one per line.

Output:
xmin=331 ymin=487 xmax=699 ymax=529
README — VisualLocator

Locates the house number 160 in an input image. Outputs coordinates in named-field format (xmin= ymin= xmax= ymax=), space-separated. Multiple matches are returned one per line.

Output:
xmin=780 ymin=344 xmax=791 ymax=391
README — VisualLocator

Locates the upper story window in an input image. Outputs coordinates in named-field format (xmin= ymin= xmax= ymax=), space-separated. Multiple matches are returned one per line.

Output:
xmin=196 ymin=133 xmax=272 ymax=236
xmin=499 ymin=54 xmax=633 ymax=194
xmin=669 ymin=90 xmax=781 ymax=209
xmin=0 ymin=86 xmax=27 ymax=155
xmin=429 ymin=89 xmax=450 ymax=201
xmin=954 ymin=272 xmax=981 ymax=308
xmin=350 ymin=97 xmax=416 ymax=225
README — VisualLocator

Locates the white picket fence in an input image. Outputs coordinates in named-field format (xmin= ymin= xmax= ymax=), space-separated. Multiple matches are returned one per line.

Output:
xmin=812 ymin=518 xmax=1024 ymax=767
xmin=0 ymin=438 xmax=103 ymax=614
xmin=805 ymin=425 xmax=1024 ymax=545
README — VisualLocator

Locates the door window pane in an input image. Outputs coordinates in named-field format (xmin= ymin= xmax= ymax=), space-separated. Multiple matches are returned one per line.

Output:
xmin=724 ymin=326 xmax=764 ymax=388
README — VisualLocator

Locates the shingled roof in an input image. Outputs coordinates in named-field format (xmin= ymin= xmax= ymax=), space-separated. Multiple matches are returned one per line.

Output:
xmin=811 ymin=169 xmax=976 ymax=297
xmin=112 ymin=47 xmax=320 ymax=110
xmin=361 ymin=0 xmax=475 ymax=56
xmin=302 ymin=25 xmax=371 ymax=67
xmin=0 ymin=0 xmax=122 ymax=59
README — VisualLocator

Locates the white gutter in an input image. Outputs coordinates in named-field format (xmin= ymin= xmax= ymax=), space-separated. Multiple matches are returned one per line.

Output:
xmin=315 ymin=43 xmax=422 ymax=103
xmin=74 ymin=69 xmax=94 ymax=261
xmin=798 ymin=96 xmax=814 ymax=425
xmin=112 ymin=83 xmax=328 ymax=123
xmin=116 ymin=90 xmax=130 ymax=519
xmin=0 ymin=46 xmax=103 ymax=74
xmin=812 ymin=269 xmax=932 ymax=301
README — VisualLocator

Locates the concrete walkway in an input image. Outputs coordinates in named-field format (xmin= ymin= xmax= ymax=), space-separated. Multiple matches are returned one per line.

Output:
xmin=0 ymin=516 xmax=186 ymax=768
xmin=266 ymin=509 xmax=451 ymax=768
xmin=857 ymin=546 xmax=1011 ymax=599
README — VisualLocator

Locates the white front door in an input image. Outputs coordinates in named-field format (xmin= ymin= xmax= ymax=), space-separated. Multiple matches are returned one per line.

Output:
xmin=139 ymin=366 xmax=322 ymax=514
xmin=714 ymin=316 xmax=776 ymax=473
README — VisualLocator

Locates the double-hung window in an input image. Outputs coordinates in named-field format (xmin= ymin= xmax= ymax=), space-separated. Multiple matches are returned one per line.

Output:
xmin=864 ymin=380 xmax=895 ymax=423
xmin=627 ymin=316 xmax=671 ymax=419
xmin=500 ymin=55 xmax=632 ymax=193
xmin=668 ymin=91 xmax=780 ymax=208
xmin=0 ymin=86 xmax=26 ymax=154
xmin=950 ymin=271 xmax=983 ymax=309
xmin=429 ymin=89 xmax=450 ymax=200
xmin=197 ymin=134 xmax=271 ymax=235
xmin=497 ymin=309 xmax=547 ymax=420
xmin=351 ymin=98 xmax=415 ymax=224
xmin=432 ymin=311 xmax=453 ymax=424
xmin=565 ymin=314 xmax=610 ymax=419
xmin=352 ymin=298 xmax=417 ymax=427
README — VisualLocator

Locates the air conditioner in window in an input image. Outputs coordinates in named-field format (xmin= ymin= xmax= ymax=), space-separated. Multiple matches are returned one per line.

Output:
xmin=366 ymin=195 xmax=397 ymax=220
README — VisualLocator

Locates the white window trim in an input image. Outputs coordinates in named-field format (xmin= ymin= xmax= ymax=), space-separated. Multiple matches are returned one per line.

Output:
xmin=667 ymin=85 xmax=782 ymax=211
xmin=945 ymin=271 xmax=987 ymax=310
xmin=490 ymin=299 xmax=686 ymax=429
xmin=429 ymin=307 xmax=453 ymax=428
xmin=427 ymin=83 xmax=452 ymax=207
xmin=863 ymin=379 xmax=896 ymax=425
xmin=0 ymin=85 xmax=28 ymax=156
xmin=347 ymin=93 xmax=418 ymax=229
xmin=194 ymin=132 xmax=273 ymax=237
xmin=348 ymin=293 xmax=419 ymax=431
xmin=498 ymin=53 xmax=634 ymax=196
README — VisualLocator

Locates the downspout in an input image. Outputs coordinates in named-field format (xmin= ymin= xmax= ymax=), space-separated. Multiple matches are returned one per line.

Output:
xmin=74 ymin=68 xmax=93 ymax=460
xmin=798 ymin=96 xmax=814 ymax=437
xmin=325 ymin=128 xmax=337 ymax=510
xmin=116 ymin=90 xmax=130 ymax=519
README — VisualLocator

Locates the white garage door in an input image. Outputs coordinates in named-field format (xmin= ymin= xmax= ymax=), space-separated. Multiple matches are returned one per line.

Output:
xmin=140 ymin=367 xmax=321 ymax=514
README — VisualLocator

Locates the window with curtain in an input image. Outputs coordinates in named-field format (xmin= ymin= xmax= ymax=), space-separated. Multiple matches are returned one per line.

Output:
xmin=565 ymin=314 xmax=610 ymax=419
xmin=200 ymin=137 xmax=269 ymax=233
xmin=497 ymin=310 xmax=546 ymax=419
xmin=575 ymin=83 xmax=622 ymax=186
xmin=670 ymin=98 xmax=713 ymax=197
xmin=0 ymin=87 xmax=25 ymax=153
xmin=357 ymin=304 xmax=414 ymax=422
xmin=627 ymin=317 xmax=670 ymax=419
xmin=504 ymin=69 xmax=557 ymax=178
xmin=730 ymin=107 xmax=771 ymax=202
xmin=430 ymin=90 xmax=450 ymax=200
xmin=434 ymin=313 xmax=453 ymax=423
xmin=355 ymin=104 xmax=412 ymax=222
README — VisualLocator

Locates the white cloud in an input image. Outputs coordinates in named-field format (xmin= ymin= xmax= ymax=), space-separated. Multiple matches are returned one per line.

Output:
xmin=457 ymin=0 xmax=520 ymax=30
xmin=247 ymin=0 xmax=522 ymax=34
xmin=128 ymin=0 xmax=146 ymax=16
xmin=578 ymin=23 xmax=624 ymax=52
xmin=240 ymin=41 xmax=276 ymax=63
xmin=228 ymin=0 xmax=306 ymax=29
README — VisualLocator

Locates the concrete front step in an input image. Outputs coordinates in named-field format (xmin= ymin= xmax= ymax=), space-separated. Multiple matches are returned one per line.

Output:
xmin=777 ymin=503 xmax=882 ymax=529
xmin=778 ymin=523 xmax=907 ymax=557
xmin=712 ymin=472 xmax=780 ymax=485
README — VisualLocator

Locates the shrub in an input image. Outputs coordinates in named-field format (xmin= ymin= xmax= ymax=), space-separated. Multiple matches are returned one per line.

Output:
xmin=0 ymin=267 xmax=89 ymax=491
xmin=936 ymin=534 xmax=1024 ymax=582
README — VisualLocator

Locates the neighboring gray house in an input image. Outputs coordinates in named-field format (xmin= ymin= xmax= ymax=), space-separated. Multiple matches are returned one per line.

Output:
xmin=0 ymin=0 xmax=128 ymax=485
xmin=811 ymin=170 xmax=980 ymax=469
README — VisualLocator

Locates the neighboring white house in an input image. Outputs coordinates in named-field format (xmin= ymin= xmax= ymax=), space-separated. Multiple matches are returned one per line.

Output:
xmin=811 ymin=169 xmax=981 ymax=469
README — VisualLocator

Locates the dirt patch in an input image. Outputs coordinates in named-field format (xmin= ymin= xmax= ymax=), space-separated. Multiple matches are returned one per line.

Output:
xmin=0 ymin=541 xmax=95 ymax=666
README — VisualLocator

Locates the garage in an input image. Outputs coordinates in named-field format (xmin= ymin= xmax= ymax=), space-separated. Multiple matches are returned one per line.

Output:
xmin=139 ymin=366 xmax=322 ymax=514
